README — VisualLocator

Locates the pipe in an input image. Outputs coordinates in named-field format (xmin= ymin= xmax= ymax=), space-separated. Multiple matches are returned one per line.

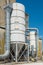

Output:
xmin=26 ymin=28 xmax=38 ymax=32
xmin=7 ymin=0 xmax=10 ymax=4
xmin=26 ymin=28 xmax=39 ymax=60
xmin=0 ymin=5 xmax=12 ymax=59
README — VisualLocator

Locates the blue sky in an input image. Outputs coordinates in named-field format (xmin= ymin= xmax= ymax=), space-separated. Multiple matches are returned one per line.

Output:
xmin=16 ymin=0 xmax=43 ymax=50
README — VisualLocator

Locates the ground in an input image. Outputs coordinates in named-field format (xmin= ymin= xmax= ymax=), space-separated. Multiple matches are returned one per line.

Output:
xmin=0 ymin=62 xmax=43 ymax=65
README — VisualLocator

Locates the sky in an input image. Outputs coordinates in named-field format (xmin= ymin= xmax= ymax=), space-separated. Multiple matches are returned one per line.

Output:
xmin=16 ymin=0 xmax=43 ymax=50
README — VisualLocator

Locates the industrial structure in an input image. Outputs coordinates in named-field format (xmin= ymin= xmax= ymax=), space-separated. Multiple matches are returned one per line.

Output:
xmin=0 ymin=0 xmax=16 ymax=27
xmin=37 ymin=38 xmax=42 ymax=60
xmin=0 ymin=0 xmax=42 ymax=64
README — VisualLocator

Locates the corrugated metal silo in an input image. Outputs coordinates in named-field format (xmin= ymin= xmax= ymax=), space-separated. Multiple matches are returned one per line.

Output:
xmin=29 ymin=31 xmax=37 ymax=52
xmin=0 ymin=28 xmax=5 ymax=54
xmin=37 ymin=38 xmax=42 ymax=59
xmin=25 ymin=13 xmax=29 ymax=29
xmin=10 ymin=3 xmax=25 ymax=43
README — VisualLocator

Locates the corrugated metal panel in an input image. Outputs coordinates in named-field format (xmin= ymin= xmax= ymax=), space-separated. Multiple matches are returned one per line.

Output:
xmin=0 ymin=0 xmax=16 ymax=27
xmin=0 ymin=29 xmax=5 ymax=54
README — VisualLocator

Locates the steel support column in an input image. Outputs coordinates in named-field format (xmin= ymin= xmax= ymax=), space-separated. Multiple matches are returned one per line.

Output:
xmin=16 ymin=43 xmax=18 ymax=62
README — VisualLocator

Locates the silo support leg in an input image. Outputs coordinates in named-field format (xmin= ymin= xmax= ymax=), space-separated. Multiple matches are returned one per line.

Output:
xmin=16 ymin=43 xmax=18 ymax=62
xmin=28 ymin=45 xmax=29 ymax=62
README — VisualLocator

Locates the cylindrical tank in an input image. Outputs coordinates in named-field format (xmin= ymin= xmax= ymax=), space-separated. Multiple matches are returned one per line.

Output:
xmin=37 ymin=38 xmax=42 ymax=59
xmin=29 ymin=31 xmax=37 ymax=51
xmin=25 ymin=13 xmax=29 ymax=29
xmin=0 ymin=28 xmax=5 ymax=54
xmin=10 ymin=3 xmax=25 ymax=43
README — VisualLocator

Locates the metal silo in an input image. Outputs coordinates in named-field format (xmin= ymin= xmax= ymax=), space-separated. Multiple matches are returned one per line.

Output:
xmin=25 ymin=13 xmax=29 ymax=29
xmin=37 ymin=38 xmax=42 ymax=60
xmin=10 ymin=3 xmax=25 ymax=43
xmin=0 ymin=28 xmax=5 ymax=54
xmin=29 ymin=31 xmax=37 ymax=52
xmin=10 ymin=3 xmax=29 ymax=62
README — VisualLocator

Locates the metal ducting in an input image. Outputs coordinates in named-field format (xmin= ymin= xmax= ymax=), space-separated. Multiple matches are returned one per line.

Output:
xmin=0 ymin=5 xmax=12 ymax=59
